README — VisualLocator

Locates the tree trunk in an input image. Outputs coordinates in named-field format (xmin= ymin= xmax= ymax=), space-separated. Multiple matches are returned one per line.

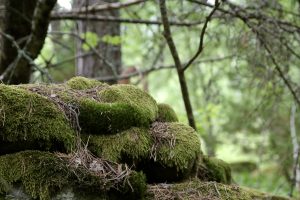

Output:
xmin=73 ymin=0 xmax=121 ymax=84
xmin=0 ymin=0 xmax=37 ymax=84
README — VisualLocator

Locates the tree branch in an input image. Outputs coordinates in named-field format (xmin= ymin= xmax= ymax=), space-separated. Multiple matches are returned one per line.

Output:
xmin=183 ymin=0 xmax=220 ymax=71
xmin=50 ymin=14 xmax=202 ymax=27
xmin=159 ymin=0 xmax=197 ymax=130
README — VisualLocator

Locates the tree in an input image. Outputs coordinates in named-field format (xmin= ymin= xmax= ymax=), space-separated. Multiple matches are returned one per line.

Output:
xmin=0 ymin=0 xmax=56 ymax=84
xmin=73 ymin=0 xmax=121 ymax=83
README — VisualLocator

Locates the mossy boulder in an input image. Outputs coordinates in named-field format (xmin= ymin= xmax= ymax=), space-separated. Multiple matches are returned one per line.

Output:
xmin=157 ymin=103 xmax=179 ymax=122
xmin=0 ymin=150 xmax=147 ymax=200
xmin=18 ymin=77 xmax=158 ymax=134
xmin=79 ymin=84 xmax=158 ymax=134
xmin=86 ymin=122 xmax=202 ymax=183
xmin=0 ymin=84 xmax=76 ymax=154
xmin=197 ymin=156 xmax=232 ymax=184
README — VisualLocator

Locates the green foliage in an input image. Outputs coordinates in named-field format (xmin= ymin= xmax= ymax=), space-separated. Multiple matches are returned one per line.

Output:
xmin=80 ymin=31 xmax=100 ymax=51
xmin=102 ymin=34 xmax=121 ymax=45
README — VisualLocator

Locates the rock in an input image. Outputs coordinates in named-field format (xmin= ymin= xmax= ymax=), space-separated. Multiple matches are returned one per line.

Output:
xmin=0 ymin=150 xmax=147 ymax=200
xmin=0 ymin=84 xmax=76 ymax=154
xmin=197 ymin=156 xmax=232 ymax=184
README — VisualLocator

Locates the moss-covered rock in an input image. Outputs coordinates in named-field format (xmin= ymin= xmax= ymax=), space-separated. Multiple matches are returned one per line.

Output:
xmin=141 ymin=122 xmax=202 ymax=182
xmin=197 ymin=156 xmax=232 ymax=184
xmin=0 ymin=84 xmax=76 ymax=154
xmin=86 ymin=122 xmax=202 ymax=183
xmin=145 ymin=179 xmax=291 ymax=200
xmin=85 ymin=127 xmax=152 ymax=162
xmin=66 ymin=76 xmax=108 ymax=90
xmin=19 ymin=77 xmax=158 ymax=134
xmin=157 ymin=103 xmax=179 ymax=122
xmin=0 ymin=150 xmax=147 ymax=200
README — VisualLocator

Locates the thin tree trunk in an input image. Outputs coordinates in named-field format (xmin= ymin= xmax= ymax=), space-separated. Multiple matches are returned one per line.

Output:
xmin=73 ymin=0 xmax=121 ymax=84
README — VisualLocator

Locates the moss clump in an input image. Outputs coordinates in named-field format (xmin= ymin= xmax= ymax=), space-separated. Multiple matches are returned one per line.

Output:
xmin=154 ymin=122 xmax=202 ymax=172
xmin=0 ymin=84 xmax=76 ymax=153
xmin=198 ymin=156 xmax=232 ymax=184
xmin=84 ymin=122 xmax=202 ymax=183
xmin=20 ymin=79 xmax=159 ymax=134
xmin=66 ymin=76 xmax=108 ymax=90
xmin=84 ymin=127 xmax=152 ymax=162
xmin=145 ymin=179 xmax=292 ymax=200
xmin=157 ymin=103 xmax=178 ymax=122
xmin=0 ymin=151 xmax=147 ymax=200
xmin=138 ymin=122 xmax=202 ymax=182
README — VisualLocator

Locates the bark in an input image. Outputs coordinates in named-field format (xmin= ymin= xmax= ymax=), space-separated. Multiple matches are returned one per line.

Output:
xmin=0 ymin=0 xmax=56 ymax=84
xmin=73 ymin=0 xmax=121 ymax=84
xmin=0 ymin=0 xmax=37 ymax=84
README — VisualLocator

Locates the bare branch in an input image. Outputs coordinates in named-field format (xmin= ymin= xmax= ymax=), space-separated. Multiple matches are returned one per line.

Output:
xmin=50 ymin=14 xmax=202 ymax=27
xmin=183 ymin=0 xmax=220 ymax=71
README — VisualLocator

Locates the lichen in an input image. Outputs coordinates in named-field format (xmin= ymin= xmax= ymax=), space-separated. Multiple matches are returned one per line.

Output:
xmin=0 ymin=84 xmax=76 ymax=153
xmin=198 ymin=156 xmax=232 ymax=184
xmin=157 ymin=103 xmax=179 ymax=122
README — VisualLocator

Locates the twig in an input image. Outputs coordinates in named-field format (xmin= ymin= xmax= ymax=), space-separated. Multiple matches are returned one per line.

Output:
xmin=51 ymin=14 xmax=203 ymax=27
xmin=183 ymin=0 xmax=220 ymax=71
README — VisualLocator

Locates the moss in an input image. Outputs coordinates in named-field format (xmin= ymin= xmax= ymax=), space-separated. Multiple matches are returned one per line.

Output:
xmin=97 ymin=84 xmax=158 ymax=130
xmin=155 ymin=122 xmax=202 ymax=172
xmin=198 ymin=156 xmax=232 ymax=184
xmin=85 ymin=123 xmax=202 ymax=183
xmin=66 ymin=76 xmax=108 ymax=90
xmin=84 ymin=127 xmax=152 ymax=162
xmin=157 ymin=103 xmax=179 ymax=122
xmin=0 ymin=151 xmax=147 ymax=200
xmin=0 ymin=84 xmax=76 ymax=153
xmin=145 ymin=179 xmax=292 ymax=200
xmin=0 ymin=151 xmax=71 ymax=200
xmin=19 ymin=79 xmax=158 ymax=134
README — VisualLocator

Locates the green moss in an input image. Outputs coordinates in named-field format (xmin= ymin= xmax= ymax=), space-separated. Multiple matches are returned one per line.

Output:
xmin=0 ymin=151 xmax=71 ymax=200
xmin=198 ymin=156 xmax=232 ymax=184
xmin=157 ymin=103 xmax=178 ymax=122
xmin=0 ymin=84 xmax=76 ymax=153
xmin=19 ymin=80 xmax=158 ymax=134
xmin=0 ymin=151 xmax=147 ymax=200
xmin=145 ymin=179 xmax=291 ymax=200
xmin=84 ymin=127 xmax=152 ymax=162
xmin=156 ymin=122 xmax=202 ymax=172
xmin=66 ymin=76 xmax=107 ymax=90
xmin=98 ymin=84 xmax=158 ymax=128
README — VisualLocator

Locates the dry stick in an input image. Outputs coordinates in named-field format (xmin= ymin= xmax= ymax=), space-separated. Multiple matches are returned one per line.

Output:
xmin=51 ymin=14 xmax=202 ymax=27
xmin=183 ymin=0 xmax=220 ymax=71
xmin=158 ymin=0 xmax=196 ymax=130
